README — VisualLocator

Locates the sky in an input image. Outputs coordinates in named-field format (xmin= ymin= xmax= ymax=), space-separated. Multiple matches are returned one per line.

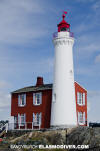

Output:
xmin=0 ymin=0 xmax=100 ymax=123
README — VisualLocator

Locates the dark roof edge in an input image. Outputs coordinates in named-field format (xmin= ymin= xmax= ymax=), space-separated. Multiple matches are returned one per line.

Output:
xmin=11 ymin=84 xmax=53 ymax=94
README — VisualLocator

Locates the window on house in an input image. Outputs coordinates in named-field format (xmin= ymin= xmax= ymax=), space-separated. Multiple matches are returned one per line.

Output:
xmin=78 ymin=112 xmax=83 ymax=123
xmin=78 ymin=112 xmax=85 ymax=125
xmin=14 ymin=116 xmax=17 ymax=123
xmin=18 ymin=94 xmax=26 ymax=106
xmin=33 ymin=113 xmax=42 ymax=126
xmin=77 ymin=92 xmax=85 ymax=105
xmin=14 ymin=116 xmax=18 ymax=128
xmin=18 ymin=114 xmax=25 ymax=126
xmin=33 ymin=92 xmax=42 ymax=105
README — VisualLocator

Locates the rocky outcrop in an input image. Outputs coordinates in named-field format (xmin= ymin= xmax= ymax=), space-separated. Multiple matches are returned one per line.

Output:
xmin=0 ymin=127 xmax=100 ymax=150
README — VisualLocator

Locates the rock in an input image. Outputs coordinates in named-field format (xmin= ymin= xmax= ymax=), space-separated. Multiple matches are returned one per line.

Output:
xmin=0 ymin=127 xmax=100 ymax=150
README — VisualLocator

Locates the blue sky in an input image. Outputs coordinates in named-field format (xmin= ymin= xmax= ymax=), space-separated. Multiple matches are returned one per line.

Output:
xmin=0 ymin=0 xmax=100 ymax=123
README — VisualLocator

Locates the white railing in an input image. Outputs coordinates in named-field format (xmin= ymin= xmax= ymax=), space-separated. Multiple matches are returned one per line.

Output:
xmin=7 ymin=122 xmax=41 ymax=130
xmin=0 ymin=123 xmax=8 ymax=134
xmin=53 ymin=31 xmax=74 ymax=38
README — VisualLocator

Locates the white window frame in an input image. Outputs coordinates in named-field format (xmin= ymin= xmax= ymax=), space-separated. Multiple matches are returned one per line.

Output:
xmin=77 ymin=92 xmax=85 ymax=106
xmin=33 ymin=112 xmax=42 ymax=126
xmin=83 ymin=93 xmax=85 ymax=105
xmin=33 ymin=92 xmax=42 ymax=105
xmin=18 ymin=94 xmax=26 ymax=107
xmin=18 ymin=113 xmax=26 ymax=126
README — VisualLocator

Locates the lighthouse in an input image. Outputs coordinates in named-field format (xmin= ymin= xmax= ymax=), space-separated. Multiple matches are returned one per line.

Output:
xmin=51 ymin=12 xmax=77 ymax=128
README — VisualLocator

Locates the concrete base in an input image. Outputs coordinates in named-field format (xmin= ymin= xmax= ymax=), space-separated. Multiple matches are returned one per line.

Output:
xmin=50 ymin=125 xmax=77 ymax=130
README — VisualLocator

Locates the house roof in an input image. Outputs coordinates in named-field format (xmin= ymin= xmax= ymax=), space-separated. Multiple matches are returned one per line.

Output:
xmin=11 ymin=84 xmax=52 ymax=94
xmin=11 ymin=81 xmax=87 ymax=94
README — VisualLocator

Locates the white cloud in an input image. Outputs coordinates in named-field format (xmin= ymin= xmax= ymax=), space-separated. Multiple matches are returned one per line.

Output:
xmin=0 ymin=81 xmax=11 ymax=89
xmin=0 ymin=0 xmax=48 ymax=46
xmin=74 ymin=23 xmax=88 ymax=34
xmin=0 ymin=80 xmax=11 ymax=121
xmin=79 ymin=43 xmax=100 ymax=54
xmin=88 ymin=90 xmax=100 ymax=122
xmin=0 ymin=107 xmax=11 ymax=121
xmin=0 ymin=80 xmax=11 ymax=109
xmin=75 ymin=66 xmax=96 ymax=76
xmin=76 ymin=0 xmax=95 ymax=2
xmin=0 ymin=56 xmax=54 ymax=76
xmin=0 ymin=95 xmax=10 ymax=121
xmin=75 ymin=33 xmax=100 ymax=61
xmin=87 ymin=101 xmax=90 ymax=113
xmin=92 ymin=1 xmax=100 ymax=10
xmin=0 ymin=92 xmax=10 ymax=108
xmin=95 ymin=54 xmax=100 ymax=63
xmin=0 ymin=89 xmax=11 ymax=121
xmin=88 ymin=91 xmax=100 ymax=99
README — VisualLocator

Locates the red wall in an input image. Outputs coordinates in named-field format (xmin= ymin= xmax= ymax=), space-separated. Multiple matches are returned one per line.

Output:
xmin=75 ymin=82 xmax=87 ymax=126
xmin=11 ymin=89 xmax=52 ymax=129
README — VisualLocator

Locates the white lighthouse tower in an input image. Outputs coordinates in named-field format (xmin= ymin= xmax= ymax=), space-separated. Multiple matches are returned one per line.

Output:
xmin=51 ymin=12 xmax=77 ymax=128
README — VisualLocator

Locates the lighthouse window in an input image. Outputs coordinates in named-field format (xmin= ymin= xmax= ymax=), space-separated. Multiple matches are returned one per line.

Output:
xmin=52 ymin=93 xmax=56 ymax=102
xmin=54 ymin=93 xmax=56 ymax=100
xmin=61 ymin=27 xmax=66 ymax=31
xmin=70 ymin=70 xmax=73 ymax=76
xmin=33 ymin=92 xmax=42 ymax=105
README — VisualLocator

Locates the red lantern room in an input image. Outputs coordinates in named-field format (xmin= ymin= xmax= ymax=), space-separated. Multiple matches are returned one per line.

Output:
xmin=58 ymin=11 xmax=70 ymax=32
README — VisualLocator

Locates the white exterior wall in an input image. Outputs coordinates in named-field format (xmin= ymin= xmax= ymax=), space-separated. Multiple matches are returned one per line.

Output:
xmin=51 ymin=31 xmax=77 ymax=127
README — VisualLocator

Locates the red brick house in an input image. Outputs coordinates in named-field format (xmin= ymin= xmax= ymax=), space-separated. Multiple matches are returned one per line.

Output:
xmin=11 ymin=77 xmax=87 ymax=129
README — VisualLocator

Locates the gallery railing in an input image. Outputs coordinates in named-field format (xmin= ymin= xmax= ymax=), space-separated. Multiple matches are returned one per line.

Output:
xmin=53 ymin=31 xmax=74 ymax=38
